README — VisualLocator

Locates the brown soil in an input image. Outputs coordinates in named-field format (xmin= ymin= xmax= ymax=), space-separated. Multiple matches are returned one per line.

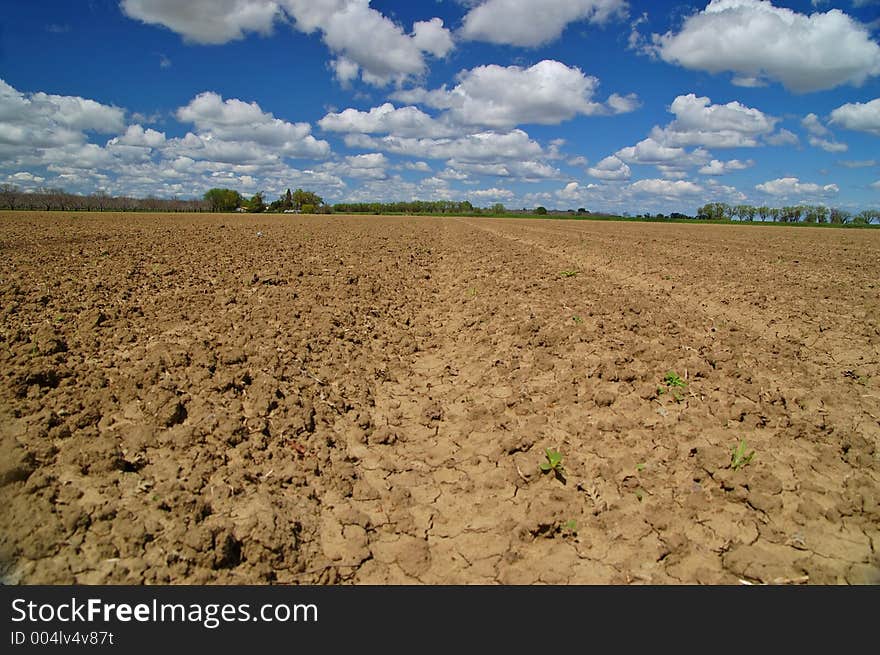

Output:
xmin=1 ymin=212 xmax=878 ymax=584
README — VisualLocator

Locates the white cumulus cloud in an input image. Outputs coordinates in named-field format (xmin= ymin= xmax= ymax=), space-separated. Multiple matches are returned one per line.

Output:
xmin=587 ymin=155 xmax=631 ymax=180
xmin=108 ymin=124 xmax=167 ymax=148
xmin=460 ymin=0 xmax=628 ymax=47
xmin=0 ymin=79 xmax=126 ymax=154
xmin=699 ymin=159 xmax=754 ymax=175
xmin=653 ymin=0 xmax=880 ymax=92
xmin=343 ymin=129 xmax=545 ymax=162
xmin=121 ymin=0 xmax=454 ymax=87
xmin=765 ymin=128 xmax=799 ymax=146
xmin=808 ymin=136 xmax=848 ymax=152
xmin=176 ymin=91 xmax=330 ymax=157
xmin=121 ymin=0 xmax=281 ymax=44
xmin=829 ymin=98 xmax=880 ymax=136
xmin=650 ymin=93 xmax=778 ymax=148
xmin=629 ymin=179 xmax=703 ymax=197
xmin=318 ymin=103 xmax=455 ymax=138
xmin=756 ymin=176 xmax=839 ymax=196
xmin=616 ymin=137 xmax=710 ymax=168
xmin=391 ymin=60 xmax=637 ymax=129
xmin=802 ymin=112 xmax=830 ymax=137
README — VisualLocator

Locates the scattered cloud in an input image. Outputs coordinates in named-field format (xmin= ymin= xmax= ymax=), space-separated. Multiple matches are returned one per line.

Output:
xmin=391 ymin=60 xmax=638 ymax=129
xmin=765 ymin=128 xmax=799 ymax=146
xmin=802 ymin=113 xmax=830 ymax=137
xmin=650 ymin=94 xmax=778 ymax=148
xmin=556 ymin=181 xmax=599 ymax=201
xmin=587 ymin=155 xmax=631 ymax=180
xmin=318 ymin=103 xmax=455 ymax=138
xmin=176 ymin=91 xmax=330 ymax=157
xmin=839 ymin=159 xmax=877 ymax=168
xmin=121 ymin=0 xmax=454 ymax=86
xmin=615 ymin=137 xmax=710 ymax=173
xmin=829 ymin=98 xmax=880 ymax=136
xmin=460 ymin=0 xmax=628 ymax=47
xmin=652 ymin=0 xmax=880 ymax=92
xmin=402 ymin=160 xmax=432 ymax=172
xmin=468 ymin=187 xmax=514 ymax=200
xmin=342 ymin=129 xmax=545 ymax=162
xmin=808 ymin=136 xmax=848 ymax=152
xmin=0 ymin=78 xmax=125 ymax=157
xmin=756 ymin=176 xmax=839 ymax=196
xmin=107 ymin=124 xmax=166 ymax=148
xmin=328 ymin=152 xmax=389 ymax=179
xmin=120 ymin=0 xmax=281 ymax=44
xmin=801 ymin=112 xmax=848 ymax=151
xmin=629 ymin=178 xmax=703 ymax=197
xmin=698 ymin=158 xmax=754 ymax=175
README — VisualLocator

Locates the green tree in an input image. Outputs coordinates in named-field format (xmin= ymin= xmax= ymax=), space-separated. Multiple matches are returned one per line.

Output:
xmin=696 ymin=202 xmax=731 ymax=221
xmin=203 ymin=188 xmax=242 ymax=212
xmin=491 ymin=203 xmax=506 ymax=215
xmin=829 ymin=208 xmax=851 ymax=224
xmin=245 ymin=192 xmax=265 ymax=213
xmin=854 ymin=209 xmax=879 ymax=225
xmin=535 ymin=206 xmax=548 ymax=215
xmin=292 ymin=188 xmax=323 ymax=210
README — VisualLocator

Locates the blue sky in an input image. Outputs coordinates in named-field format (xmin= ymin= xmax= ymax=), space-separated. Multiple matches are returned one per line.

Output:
xmin=1 ymin=0 xmax=879 ymax=214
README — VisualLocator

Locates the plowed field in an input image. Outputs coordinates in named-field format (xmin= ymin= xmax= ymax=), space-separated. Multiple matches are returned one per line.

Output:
xmin=2 ymin=212 xmax=878 ymax=584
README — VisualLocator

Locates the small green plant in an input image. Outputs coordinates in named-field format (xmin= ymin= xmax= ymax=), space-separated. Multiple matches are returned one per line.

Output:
xmin=636 ymin=463 xmax=646 ymax=472
xmin=730 ymin=439 xmax=755 ymax=470
xmin=572 ymin=315 xmax=583 ymax=324
xmin=539 ymin=448 xmax=566 ymax=482
xmin=562 ymin=519 xmax=577 ymax=535
xmin=467 ymin=287 xmax=477 ymax=297
xmin=559 ymin=270 xmax=579 ymax=278
xmin=660 ymin=371 xmax=687 ymax=402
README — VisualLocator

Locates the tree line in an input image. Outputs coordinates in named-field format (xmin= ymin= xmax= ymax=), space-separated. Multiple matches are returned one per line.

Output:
xmin=695 ymin=202 xmax=879 ymax=225
xmin=0 ymin=184 xmax=210 ymax=212
xmin=332 ymin=200 xmax=483 ymax=214
xmin=2 ymin=183 xmax=877 ymax=224
xmin=203 ymin=187 xmax=327 ymax=213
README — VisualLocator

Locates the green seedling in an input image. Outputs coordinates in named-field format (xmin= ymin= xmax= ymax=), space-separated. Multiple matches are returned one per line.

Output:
xmin=559 ymin=270 xmax=579 ymax=278
xmin=539 ymin=448 xmax=566 ymax=482
xmin=572 ymin=315 xmax=583 ymax=324
xmin=636 ymin=463 xmax=646 ymax=472
xmin=731 ymin=439 xmax=755 ymax=470
xmin=467 ymin=287 xmax=477 ymax=297
xmin=661 ymin=371 xmax=687 ymax=402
